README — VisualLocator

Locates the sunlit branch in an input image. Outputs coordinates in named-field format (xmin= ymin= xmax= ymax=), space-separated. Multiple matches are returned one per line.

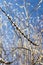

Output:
xmin=24 ymin=0 xmax=42 ymax=20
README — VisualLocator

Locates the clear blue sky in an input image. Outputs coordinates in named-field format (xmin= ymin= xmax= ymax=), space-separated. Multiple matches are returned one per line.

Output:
xmin=0 ymin=0 xmax=43 ymax=49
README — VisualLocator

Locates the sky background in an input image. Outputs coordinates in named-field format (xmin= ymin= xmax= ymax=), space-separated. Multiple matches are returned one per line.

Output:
xmin=0 ymin=0 xmax=43 ymax=56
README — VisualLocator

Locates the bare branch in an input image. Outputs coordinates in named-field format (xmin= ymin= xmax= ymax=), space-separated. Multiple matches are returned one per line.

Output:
xmin=0 ymin=7 xmax=38 ymax=46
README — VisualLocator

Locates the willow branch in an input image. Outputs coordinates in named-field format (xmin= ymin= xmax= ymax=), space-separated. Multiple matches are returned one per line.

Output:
xmin=0 ymin=7 xmax=38 ymax=46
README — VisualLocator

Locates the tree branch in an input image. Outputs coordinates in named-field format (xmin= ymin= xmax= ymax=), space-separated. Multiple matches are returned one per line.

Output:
xmin=0 ymin=7 xmax=38 ymax=46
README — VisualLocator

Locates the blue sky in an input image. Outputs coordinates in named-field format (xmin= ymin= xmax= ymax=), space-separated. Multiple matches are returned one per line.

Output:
xmin=0 ymin=0 xmax=43 ymax=51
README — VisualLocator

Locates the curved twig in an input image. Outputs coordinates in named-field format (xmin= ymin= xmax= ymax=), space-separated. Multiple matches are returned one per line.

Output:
xmin=0 ymin=57 xmax=18 ymax=64
xmin=0 ymin=46 xmax=31 ymax=64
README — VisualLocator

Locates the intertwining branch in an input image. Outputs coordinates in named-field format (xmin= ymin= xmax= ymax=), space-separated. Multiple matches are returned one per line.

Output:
xmin=0 ymin=0 xmax=42 ymax=64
